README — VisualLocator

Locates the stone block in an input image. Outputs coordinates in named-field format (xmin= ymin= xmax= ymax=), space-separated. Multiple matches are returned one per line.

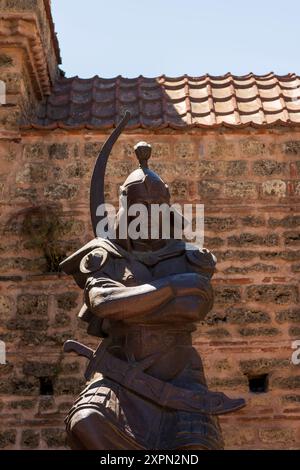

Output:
xmin=261 ymin=180 xmax=286 ymax=196
xmin=151 ymin=143 xmax=170 ymax=159
xmin=224 ymin=181 xmax=257 ymax=198
xmin=238 ymin=327 xmax=279 ymax=336
xmin=276 ymin=307 xmax=300 ymax=323
xmin=224 ymin=427 xmax=256 ymax=448
xmin=283 ymin=141 xmax=300 ymax=155
xmin=282 ymin=395 xmax=300 ymax=403
xmin=0 ymin=295 xmax=13 ymax=318
xmin=23 ymin=362 xmax=59 ymax=377
xmin=268 ymin=215 xmax=300 ymax=228
xmin=228 ymin=233 xmax=278 ymax=247
xmin=41 ymin=428 xmax=67 ymax=448
xmin=23 ymin=143 xmax=46 ymax=160
xmin=9 ymin=400 xmax=36 ymax=410
xmin=289 ymin=326 xmax=300 ymax=337
xmin=225 ymin=307 xmax=270 ymax=324
xmin=0 ymin=430 xmax=16 ymax=449
xmin=259 ymin=428 xmax=294 ymax=444
xmin=208 ymin=141 xmax=235 ymax=158
xmin=17 ymin=294 xmax=48 ymax=316
xmin=272 ymin=376 xmax=300 ymax=389
xmin=169 ymin=180 xmax=190 ymax=199
xmin=213 ymin=250 xmax=256 ymax=261
xmin=14 ymin=187 xmax=37 ymax=201
xmin=66 ymin=162 xmax=89 ymax=178
xmin=253 ymin=160 xmax=286 ymax=176
xmin=291 ymin=263 xmax=300 ymax=272
xmin=214 ymin=287 xmax=241 ymax=304
xmin=7 ymin=318 xmax=48 ymax=331
xmin=84 ymin=142 xmax=103 ymax=158
xmin=226 ymin=160 xmax=247 ymax=176
xmin=56 ymin=292 xmax=78 ymax=311
xmin=208 ymin=376 xmax=247 ymax=389
xmin=206 ymin=328 xmax=230 ymax=338
xmin=16 ymin=163 xmax=48 ymax=183
xmin=198 ymin=180 xmax=222 ymax=198
xmin=246 ymin=285 xmax=298 ymax=304
xmin=240 ymin=358 xmax=289 ymax=374
xmin=44 ymin=183 xmax=78 ymax=200
xmin=48 ymin=143 xmax=69 ymax=160
xmin=224 ymin=263 xmax=277 ymax=274
xmin=174 ymin=142 xmax=194 ymax=159
xmin=198 ymin=160 xmax=221 ymax=176
xmin=205 ymin=217 xmax=235 ymax=231
xmin=21 ymin=430 xmax=40 ymax=449
xmin=0 ymin=54 xmax=13 ymax=67
xmin=11 ymin=378 xmax=39 ymax=396
xmin=283 ymin=231 xmax=300 ymax=246
xmin=239 ymin=138 xmax=266 ymax=157
xmin=54 ymin=377 xmax=84 ymax=395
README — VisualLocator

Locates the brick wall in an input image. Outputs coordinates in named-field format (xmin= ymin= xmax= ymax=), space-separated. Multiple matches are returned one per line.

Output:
xmin=0 ymin=127 xmax=299 ymax=449
xmin=0 ymin=0 xmax=60 ymax=134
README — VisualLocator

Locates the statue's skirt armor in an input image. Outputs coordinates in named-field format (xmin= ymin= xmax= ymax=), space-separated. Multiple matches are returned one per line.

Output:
xmin=65 ymin=325 xmax=223 ymax=450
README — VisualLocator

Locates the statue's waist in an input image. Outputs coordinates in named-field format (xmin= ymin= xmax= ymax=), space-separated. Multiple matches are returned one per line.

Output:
xmin=109 ymin=325 xmax=192 ymax=356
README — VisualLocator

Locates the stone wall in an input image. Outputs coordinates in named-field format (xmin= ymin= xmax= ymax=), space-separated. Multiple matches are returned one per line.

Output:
xmin=0 ymin=127 xmax=299 ymax=449
xmin=0 ymin=0 xmax=60 ymax=132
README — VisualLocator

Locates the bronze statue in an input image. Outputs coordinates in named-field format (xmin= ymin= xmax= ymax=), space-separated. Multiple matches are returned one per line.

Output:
xmin=60 ymin=112 xmax=245 ymax=450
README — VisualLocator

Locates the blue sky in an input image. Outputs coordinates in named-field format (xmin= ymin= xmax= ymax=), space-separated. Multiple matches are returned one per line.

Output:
xmin=52 ymin=0 xmax=300 ymax=78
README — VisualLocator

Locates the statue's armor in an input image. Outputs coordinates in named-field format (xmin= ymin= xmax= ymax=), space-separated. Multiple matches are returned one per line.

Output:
xmin=63 ymin=238 xmax=223 ymax=450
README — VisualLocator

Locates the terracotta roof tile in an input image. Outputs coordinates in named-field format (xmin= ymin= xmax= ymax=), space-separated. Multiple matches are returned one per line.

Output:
xmin=25 ymin=72 xmax=300 ymax=130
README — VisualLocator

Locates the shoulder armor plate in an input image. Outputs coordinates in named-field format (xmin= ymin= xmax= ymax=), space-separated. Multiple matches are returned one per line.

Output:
xmin=80 ymin=248 xmax=108 ymax=274
xmin=186 ymin=248 xmax=217 ymax=275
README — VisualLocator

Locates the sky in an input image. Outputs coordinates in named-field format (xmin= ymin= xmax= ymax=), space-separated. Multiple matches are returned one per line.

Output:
xmin=52 ymin=0 xmax=300 ymax=79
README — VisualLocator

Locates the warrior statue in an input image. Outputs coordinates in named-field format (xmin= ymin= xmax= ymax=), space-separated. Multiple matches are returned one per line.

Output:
xmin=60 ymin=112 xmax=245 ymax=450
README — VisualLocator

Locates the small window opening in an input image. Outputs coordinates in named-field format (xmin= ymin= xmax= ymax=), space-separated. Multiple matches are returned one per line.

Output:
xmin=39 ymin=377 xmax=54 ymax=395
xmin=248 ymin=374 xmax=268 ymax=393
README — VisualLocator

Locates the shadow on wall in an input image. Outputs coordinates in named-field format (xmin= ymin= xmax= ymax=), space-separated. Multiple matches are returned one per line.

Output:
xmin=4 ymin=205 xmax=68 ymax=273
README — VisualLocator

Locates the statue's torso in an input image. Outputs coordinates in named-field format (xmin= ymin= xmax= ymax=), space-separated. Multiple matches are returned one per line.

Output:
xmin=101 ymin=250 xmax=205 ymax=383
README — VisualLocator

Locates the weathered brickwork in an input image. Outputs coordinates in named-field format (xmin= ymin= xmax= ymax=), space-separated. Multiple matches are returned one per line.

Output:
xmin=0 ymin=0 xmax=299 ymax=452
xmin=0 ymin=129 xmax=299 ymax=450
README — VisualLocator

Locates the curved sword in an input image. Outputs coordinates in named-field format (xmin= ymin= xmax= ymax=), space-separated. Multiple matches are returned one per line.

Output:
xmin=90 ymin=111 xmax=131 ymax=236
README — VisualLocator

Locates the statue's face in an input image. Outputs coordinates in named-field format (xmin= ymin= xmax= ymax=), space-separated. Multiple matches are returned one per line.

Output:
xmin=126 ymin=181 xmax=170 ymax=251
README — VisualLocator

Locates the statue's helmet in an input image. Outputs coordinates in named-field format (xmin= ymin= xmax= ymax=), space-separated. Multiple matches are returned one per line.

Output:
xmin=114 ymin=142 xmax=174 ymax=249
xmin=119 ymin=141 xmax=170 ymax=206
